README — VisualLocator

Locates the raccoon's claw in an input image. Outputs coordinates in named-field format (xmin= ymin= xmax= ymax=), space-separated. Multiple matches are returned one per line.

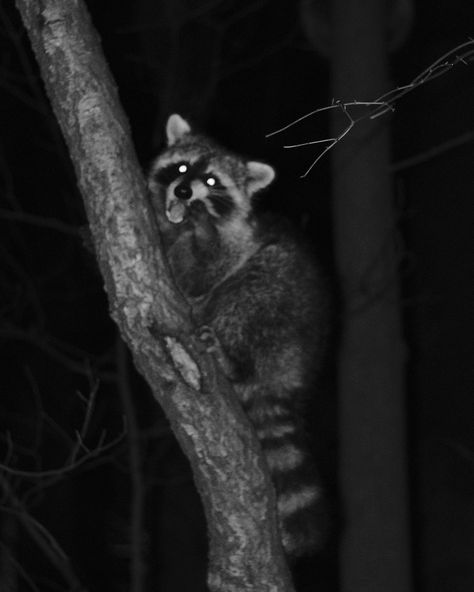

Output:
xmin=197 ymin=326 xmax=236 ymax=378
xmin=197 ymin=325 xmax=219 ymax=353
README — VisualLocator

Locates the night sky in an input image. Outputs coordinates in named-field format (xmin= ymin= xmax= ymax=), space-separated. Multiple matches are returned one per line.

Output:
xmin=0 ymin=1 xmax=473 ymax=591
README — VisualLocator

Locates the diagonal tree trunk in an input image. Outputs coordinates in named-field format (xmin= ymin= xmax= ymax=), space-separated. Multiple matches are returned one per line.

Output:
xmin=15 ymin=1 xmax=294 ymax=590
xmin=330 ymin=0 xmax=413 ymax=591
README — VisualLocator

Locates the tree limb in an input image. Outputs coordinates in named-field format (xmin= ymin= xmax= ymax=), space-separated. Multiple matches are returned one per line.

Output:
xmin=15 ymin=0 xmax=293 ymax=590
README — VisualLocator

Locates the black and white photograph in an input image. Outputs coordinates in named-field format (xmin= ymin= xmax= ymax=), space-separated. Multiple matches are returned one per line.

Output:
xmin=0 ymin=1 xmax=473 ymax=590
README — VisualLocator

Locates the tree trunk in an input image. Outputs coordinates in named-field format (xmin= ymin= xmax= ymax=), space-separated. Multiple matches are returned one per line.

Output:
xmin=15 ymin=1 xmax=294 ymax=590
xmin=330 ymin=0 xmax=412 ymax=591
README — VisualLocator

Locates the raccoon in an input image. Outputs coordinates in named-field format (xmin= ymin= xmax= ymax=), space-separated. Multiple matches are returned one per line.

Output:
xmin=148 ymin=114 xmax=328 ymax=559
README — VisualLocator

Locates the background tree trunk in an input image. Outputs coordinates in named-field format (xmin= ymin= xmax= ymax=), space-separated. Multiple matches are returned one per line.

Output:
xmin=15 ymin=1 xmax=294 ymax=590
xmin=330 ymin=0 xmax=413 ymax=590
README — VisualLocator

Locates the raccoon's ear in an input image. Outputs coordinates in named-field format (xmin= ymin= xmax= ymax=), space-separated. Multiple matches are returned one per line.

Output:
xmin=166 ymin=114 xmax=191 ymax=145
xmin=246 ymin=161 xmax=275 ymax=196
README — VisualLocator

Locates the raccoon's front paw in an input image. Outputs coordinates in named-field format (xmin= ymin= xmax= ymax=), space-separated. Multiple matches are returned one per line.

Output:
xmin=197 ymin=325 xmax=220 ymax=353
xmin=197 ymin=326 xmax=236 ymax=379
xmin=167 ymin=200 xmax=187 ymax=224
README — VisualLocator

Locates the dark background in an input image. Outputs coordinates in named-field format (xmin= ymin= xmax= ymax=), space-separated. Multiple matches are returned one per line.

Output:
xmin=0 ymin=1 xmax=473 ymax=591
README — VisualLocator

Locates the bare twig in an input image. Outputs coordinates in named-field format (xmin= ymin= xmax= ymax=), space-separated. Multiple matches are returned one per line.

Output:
xmin=371 ymin=38 xmax=474 ymax=119
xmin=1 ymin=324 xmax=116 ymax=382
xmin=267 ymin=99 xmax=393 ymax=176
xmin=0 ymin=541 xmax=40 ymax=592
xmin=0 ymin=424 xmax=125 ymax=480
xmin=69 ymin=374 xmax=100 ymax=463
xmin=0 ymin=475 xmax=88 ymax=591
xmin=267 ymin=39 xmax=474 ymax=176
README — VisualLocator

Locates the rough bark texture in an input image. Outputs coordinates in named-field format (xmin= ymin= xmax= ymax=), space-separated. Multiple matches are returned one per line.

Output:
xmin=15 ymin=1 xmax=294 ymax=590
xmin=330 ymin=1 xmax=413 ymax=591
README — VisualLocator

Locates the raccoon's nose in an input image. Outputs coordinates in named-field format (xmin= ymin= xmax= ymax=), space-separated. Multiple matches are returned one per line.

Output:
xmin=174 ymin=183 xmax=193 ymax=200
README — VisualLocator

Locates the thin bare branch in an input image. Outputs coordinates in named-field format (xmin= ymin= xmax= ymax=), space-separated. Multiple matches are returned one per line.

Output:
xmin=0 ymin=426 xmax=125 ymax=479
xmin=371 ymin=38 xmax=474 ymax=118
xmin=0 ymin=475 xmax=88 ymax=591
xmin=1 ymin=324 xmax=116 ymax=382
xmin=267 ymin=39 xmax=474 ymax=176
xmin=0 ymin=541 xmax=41 ymax=592
xmin=68 ymin=378 xmax=99 ymax=464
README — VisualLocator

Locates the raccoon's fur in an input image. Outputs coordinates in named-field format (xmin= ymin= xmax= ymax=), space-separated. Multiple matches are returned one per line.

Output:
xmin=148 ymin=114 xmax=328 ymax=559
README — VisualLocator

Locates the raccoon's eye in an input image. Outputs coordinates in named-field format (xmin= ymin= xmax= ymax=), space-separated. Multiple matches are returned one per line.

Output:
xmin=155 ymin=162 xmax=189 ymax=185
xmin=204 ymin=175 xmax=219 ymax=187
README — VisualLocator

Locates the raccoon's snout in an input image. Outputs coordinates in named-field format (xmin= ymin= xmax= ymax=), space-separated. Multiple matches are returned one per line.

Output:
xmin=174 ymin=183 xmax=193 ymax=200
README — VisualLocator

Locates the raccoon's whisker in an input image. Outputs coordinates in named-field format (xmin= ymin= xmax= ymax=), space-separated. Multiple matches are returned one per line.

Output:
xmin=208 ymin=191 xmax=232 ymax=203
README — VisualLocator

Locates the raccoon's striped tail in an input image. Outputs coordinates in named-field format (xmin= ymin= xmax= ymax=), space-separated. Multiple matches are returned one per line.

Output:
xmin=243 ymin=393 xmax=327 ymax=559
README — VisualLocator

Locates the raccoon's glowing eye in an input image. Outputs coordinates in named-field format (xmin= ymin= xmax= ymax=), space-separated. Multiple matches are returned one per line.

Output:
xmin=155 ymin=162 xmax=190 ymax=186
xmin=205 ymin=176 xmax=217 ymax=187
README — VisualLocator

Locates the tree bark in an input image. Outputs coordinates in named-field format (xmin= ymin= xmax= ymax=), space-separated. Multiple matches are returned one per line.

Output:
xmin=330 ymin=0 xmax=413 ymax=591
xmin=15 ymin=1 xmax=294 ymax=590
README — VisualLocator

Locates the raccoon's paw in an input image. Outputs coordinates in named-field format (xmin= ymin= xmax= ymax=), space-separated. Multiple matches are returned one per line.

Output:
xmin=167 ymin=200 xmax=187 ymax=224
xmin=197 ymin=325 xmax=220 ymax=353
xmin=197 ymin=326 xmax=236 ymax=379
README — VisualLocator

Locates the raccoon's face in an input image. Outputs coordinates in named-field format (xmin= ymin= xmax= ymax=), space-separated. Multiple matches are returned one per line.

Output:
xmin=148 ymin=114 xmax=275 ymax=231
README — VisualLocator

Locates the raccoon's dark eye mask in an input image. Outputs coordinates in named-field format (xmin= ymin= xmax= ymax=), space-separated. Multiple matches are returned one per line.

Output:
xmin=155 ymin=157 xmax=221 ymax=188
xmin=154 ymin=161 xmax=189 ymax=186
